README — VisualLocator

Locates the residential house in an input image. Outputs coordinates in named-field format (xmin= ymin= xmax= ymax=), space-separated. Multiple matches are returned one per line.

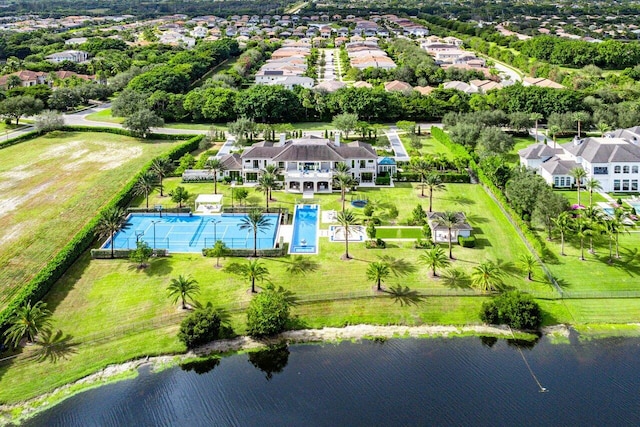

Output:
xmin=384 ymin=80 xmax=412 ymax=92
xmin=427 ymin=212 xmax=473 ymax=243
xmin=523 ymin=77 xmax=564 ymax=89
xmin=46 ymin=50 xmax=89 ymax=63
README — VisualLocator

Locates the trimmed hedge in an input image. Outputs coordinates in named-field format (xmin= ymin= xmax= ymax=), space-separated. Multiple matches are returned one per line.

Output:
xmin=203 ymin=243 xmax=288 ymax=258
xmin=0 ymin=132 xmax=203 ymax=334
xmin=394 ymin=171 xmax=470 ymax=183
xmin=90 ymin=248 xmax=169 ymax=259
xmin=0 ymin=130 xmax=40 ymax=150
xmin=458 ymin=235 xmax=476 ymax=248
xmin=61 ymin=125 xmax=193 ymax=141
xmin=430 ymin=126 xmax=472 ymax=160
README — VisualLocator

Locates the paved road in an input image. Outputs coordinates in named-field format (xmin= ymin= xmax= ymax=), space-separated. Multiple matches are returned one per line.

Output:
xmin=385 ymin=126 xmax=410 ymax=162
xmin=529 ymin=128 xmax=550 ymax=144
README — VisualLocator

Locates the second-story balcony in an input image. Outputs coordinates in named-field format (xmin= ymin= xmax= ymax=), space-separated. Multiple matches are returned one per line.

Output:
xmin=285 ymin=169 xmax=333 ymax=179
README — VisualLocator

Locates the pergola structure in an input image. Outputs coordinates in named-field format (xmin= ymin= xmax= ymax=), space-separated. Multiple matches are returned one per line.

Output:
xmin=195 ymin=194 xmax=223 ymax=214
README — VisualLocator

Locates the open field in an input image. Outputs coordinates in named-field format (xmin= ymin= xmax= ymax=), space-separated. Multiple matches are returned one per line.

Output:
xmin=0 ymin=131 xmax=177 ymax=312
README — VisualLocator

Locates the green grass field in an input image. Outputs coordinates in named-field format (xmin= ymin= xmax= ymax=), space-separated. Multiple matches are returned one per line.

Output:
xmin=0 ymin=131 xmax=177 ymax=312
xmin=84 ymin=108 xmax=125 ymax=124
xmin=376 ymin=227 xmax=423 ymax=239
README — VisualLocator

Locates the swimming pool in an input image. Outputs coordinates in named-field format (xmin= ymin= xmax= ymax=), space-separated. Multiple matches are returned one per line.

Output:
xmin=102 ymin=213 xmax=280 ymax=253
xmin=289 ymin=205 xmax=319 ymax=255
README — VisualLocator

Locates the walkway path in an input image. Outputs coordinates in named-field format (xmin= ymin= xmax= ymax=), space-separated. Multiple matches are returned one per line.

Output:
xmin=384 ymin=126 xmax=410 ymax=162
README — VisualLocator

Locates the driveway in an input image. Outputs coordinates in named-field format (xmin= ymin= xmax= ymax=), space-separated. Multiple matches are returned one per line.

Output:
xmin=384 ymin=126 xmax=410 ymax=162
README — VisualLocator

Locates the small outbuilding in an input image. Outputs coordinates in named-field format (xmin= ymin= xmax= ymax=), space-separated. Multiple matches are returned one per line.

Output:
xmin=427 ymin=211 xmax=472 ymax=243
xmin=195 ymin=194 xmax=223 ymax=214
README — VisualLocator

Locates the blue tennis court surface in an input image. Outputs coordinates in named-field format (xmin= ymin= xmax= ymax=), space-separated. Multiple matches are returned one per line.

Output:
xmin=103 ymin=213 xmax=280 ymax=253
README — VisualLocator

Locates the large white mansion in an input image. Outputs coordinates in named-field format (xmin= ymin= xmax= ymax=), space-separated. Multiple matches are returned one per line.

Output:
xmin=519 ymin=127 xmax=640 ymax=192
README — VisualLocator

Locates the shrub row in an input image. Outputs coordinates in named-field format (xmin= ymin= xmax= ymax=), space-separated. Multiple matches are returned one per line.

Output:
xmin=202 ymin=243 xmax=288 ymax=258
xmin=0 ymin=130 xmax=40 ymax=150
xmin=394 ymin=171 xmax=470 ymax=183
xmin=0 ymin=132 xmax=203 ymax=334
xmin=61 ymin=125 xmax=193 ymax=141
xmin=457 ymin=235 xmax=476 ymax=248
xmin=430 ymin=126 xmax=473 ymax=160
xmin=90 ymin=248 xmax=169 ymax=259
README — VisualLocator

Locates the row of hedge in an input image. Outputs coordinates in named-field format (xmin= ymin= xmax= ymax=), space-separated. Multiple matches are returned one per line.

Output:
xmin=0 ymin=131 xmax=203 ymax=334
xmin=394 ymin=171 xmax=471 ymax=183
xmin=0 ymin=130 xmax=39 ymax=150
xmin=430 ymin=126 xmax=473 ymax=161
xmin=90 ymin=248 xmax=169 ymax=259
xmin=202 ymin=243 xmax=289 ymax=258
xmin=61 ymin=125 xmax=192 ymax=141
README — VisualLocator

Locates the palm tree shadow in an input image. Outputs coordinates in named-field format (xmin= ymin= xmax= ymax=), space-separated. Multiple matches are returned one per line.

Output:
xmin=384 ymin=285 xmax=425 ymax=306
xmin=143 ymin=258 xmax=174 ymax=277
xmin=31 ymin=330 xmax=78 ymax=363
xmin=451 ymin=195 xmax=476 ymax=207
xmin=440 ymin=268 xmax=472 ymax=290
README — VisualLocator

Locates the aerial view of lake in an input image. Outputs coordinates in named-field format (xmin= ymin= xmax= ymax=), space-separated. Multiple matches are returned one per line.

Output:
xmin=25 ymin=335 xmax=640 ymax=426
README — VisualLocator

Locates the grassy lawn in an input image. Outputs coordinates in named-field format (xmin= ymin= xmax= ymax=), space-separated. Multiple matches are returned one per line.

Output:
xmin=399 ymin=135 xmax=454 ymax=158
xmin=553 ymin=188 xmax=608 ymax=206
xmin=376 ymin=227 xmax=423 ymax=239
xmin=0 ymin=131 xmax=177 ymax=312
xmin=84 ymin=108 xmax=124 ymax=124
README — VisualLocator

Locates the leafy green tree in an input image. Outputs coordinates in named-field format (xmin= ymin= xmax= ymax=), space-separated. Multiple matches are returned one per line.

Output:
xmin=170 ymin=186 xmax=190 ymax=209
xmin=111 ymin=89 xmax=148 ymax=117
xmin=206 ymin=158 xmax=225 ymax=195
xmin=336 ymin=209 xmax=359 ymax=260
xmin=332 ymin=112 xmax=359 ymax=139
xmin=366 ymin=261 xmax=390 ymax=291
xmin=471 ymin=261 xmax=503 ymax=292
xmin=127 ymin=65 xmax=190 ymax=94
xmin=129 ymin=240 xmax=154 ymax=268
xmin=123 ymin=108 xmax=164 ymax=138
xmin=227 ymin=117 xmax=257 ymax=145
xmin=133 ymin=171 xmax=157 ymax=209
xmin=569 ymin=167 xmax=587 ymax=206
xmin=3 ymin=301 xmax=52 ymax=348
xmin=167 ymin=275 xmax=200 ymax=309
xmin=533 ymin=190 xmax=569 ymax=240
xmin=235 ymin=84 xmax=302 ymax=123
xmin=419 ymin=246 xmax=450 ymax=277
xmin=552 ymin=211 xmax=573 ymax=256
xmin=0 ymin=95 xmax=44 ymax=124
xmin=238 ymin=209 xmax=273 ymax=257
xmin=150 ymin=157 xmax=173 ymax=197
xmin=480 ymin=291 xmax=542 ymax=330
xmin=505 ymin=169 xmax=549 ymax=218
xmin=246 ymin=288 xmax=291 ymax=337
xmin=434 ymin=211 xmax=464 ymax=259
xmin=478 ymin=126 xmax=515 ymax=155
xmin=208 ymin=240 xmax=229 ymax=268
xmin=396 ymin=120 xmax=416 ymax=134
xmin=178 ymin=305 xmax=223 ymax=348
xmin=6 ymin=74 xmax=22 ymax=89
xmin=96 ymin=206 xmax=130 ymax=259
xmin=448 ymin=122 xmax=482 ymax=149
xmin=234 ymin=187 xmax=249 ymax=206
xmin=225 ymin=258 xmax=270 ymax=293
xmin=424 ymin=172 xmax=445 ymax=212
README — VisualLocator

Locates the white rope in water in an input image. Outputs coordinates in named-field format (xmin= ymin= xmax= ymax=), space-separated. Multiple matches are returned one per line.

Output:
xmin=508 ymin=327 xmax=548 ymax=393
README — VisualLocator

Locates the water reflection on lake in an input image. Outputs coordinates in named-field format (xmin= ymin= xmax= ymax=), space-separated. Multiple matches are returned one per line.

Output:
xmin=25 ymin=335 xmax=640 ymax=426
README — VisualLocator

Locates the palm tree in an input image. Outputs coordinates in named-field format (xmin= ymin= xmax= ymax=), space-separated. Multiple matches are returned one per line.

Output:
xmin=334 ymin=162 xmax=350 ymax=174
xmin=206 ymin=158 xmax=226 ymax=195
xmin=569 ymin=167 xmax=587 ymax=206
xmin=529 ymin=112 xmax=543 ymax=141
xmin=336 ymin=209 xmax=359 ymax=260
xmin=552 ymin=211 xmax=573 ymax=256
xmin=471 ymin=261 xmax=503 ymax=292
xmin=572 ymin=111 xmax=590 ymax=138
xmin=224 ymin=258 xmax=270 ymax=293
xmin=133 ymin=171 xmax=157 ymax=209
xmin=583 ymin=206 xmax=605 ymax=254
xmin=602 ymin=219 xmax=620 ymax=264
xmin=238 ymin=209 xmax=273 ymax=257
xmin=419 ymin=246 xmax=450 ymax=277
xmin=3 ymin=301 xmax=52 ymax=348
xmin=518 ymin=254 xmax=537 ymax=281
xmin=151 ymin=157 xmax=173 ymax=197
xmin=596 ymin=122 xmax=610 ymax=137
xmin=434 ymin=211 xmax=463 ymax=259
xmin=209 ymin=240 xmax=228 ymax=268
xmin=584 ymin=178 xmax=602 ymax=207
xmin=333 ymin=170 xmax=355 ymax=212
xmin=256 ymin=172 xmax=277 ymax=210
xmin=96 ymin=206 xmax=130 ymax=259
xmin=574 ymin=217 xmax=592 ymax=261
xmin=167 ymin=275 xmax=200 ymax=309
xmin=548 ymin=124 xmax=561 ymax=148
xmin=263 ymin=164 xmax=280 ymax=200
xmin=409 ymin=157 xmax=432 ymax=198
xmin=366 ymin=261 xmax=391 ymax=291
xmin=612 ymin=209 xmax=632 ymax=259
xmin=424 ymin=172 xmax=446 ymax=213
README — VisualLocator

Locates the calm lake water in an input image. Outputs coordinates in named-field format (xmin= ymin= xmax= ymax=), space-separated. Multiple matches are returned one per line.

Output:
xmin=25 ymin=335 xmax=640 ymax=426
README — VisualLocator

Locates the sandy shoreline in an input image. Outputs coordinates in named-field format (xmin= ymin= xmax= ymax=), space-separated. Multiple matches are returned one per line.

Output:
xmin=0 ymin=323 xmax=569 ymax=424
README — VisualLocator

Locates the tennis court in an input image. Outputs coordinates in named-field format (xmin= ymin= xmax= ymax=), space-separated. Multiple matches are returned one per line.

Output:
xmin=102 ymin=213 xmax=280 ymax=253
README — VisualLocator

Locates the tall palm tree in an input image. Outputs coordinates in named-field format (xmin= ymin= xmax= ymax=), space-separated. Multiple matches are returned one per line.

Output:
xmin=96 ymin=206 xmax=130 ymax=258
xmin=419 ymin=246 xmax=450 ymax=277
xmin=238 ymin=209 xmax=273 ymax=257
xmin=572 ymin=111 xmax=590 ymax=138
xmin=3 ymin=301 xmax=52 ymax=348
xmin=263 ymin=164 xmax=280 ymax=200
xmin=585 ymin=178 xmax=602 ymax=207
xmin=409 ymin=157 xmax=432 ymax=198
xmin=206 ymin=158 xmax=226 ymax=195
xmin=583 ymin=206 xmax=605 ymax=254
xmin=333 ymin=170 xmax=355 ymax=212
xmin=603 ymin=219 xmax=620 ymax=264
xmin=518 ymin=254 xmax=537 ymax=281
xmin=424 ymin=172 xmax=446 ymax=213
xmin=574 ymin=217 xmax=592 ymax=261
xmin=471 ymin=261 xmax=503 ymax=292
xmin=224 ymin=258 xmax=270 ymax=293
xmin=336 ymin=209 xmax=359 ymax=260
xmin=434 ymin=211 xmax=463 ymax=259
xmin=612 ymin=209 xmax=632 ymax=259
xmin=569 ymin=167 xmax=587 ymax=206
xmin=256 ymin=172 xmax=277 ymax=210
xmin=529 ymin=112 xmax=543 ymax=141
xmin=334 ymin=162 xmax=350 ymax=174
xmin=151 ymin=157 xmax=173 ymax=197
xmin=366 ymin=261 xmax=391 ymax=291
xmin=133 ymin=171 xmax=157 ymax=209
xmin=552 ymin=211 xmax=573 ymax=256
xmin=548 ymin=124 xmax=561 ymax=148
xmin=167 ymin=275 xmax=200 ymax=309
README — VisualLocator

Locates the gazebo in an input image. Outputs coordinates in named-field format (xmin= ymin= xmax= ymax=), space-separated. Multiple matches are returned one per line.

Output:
xmin=195 ymin=194 xmax=223 ymax=214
